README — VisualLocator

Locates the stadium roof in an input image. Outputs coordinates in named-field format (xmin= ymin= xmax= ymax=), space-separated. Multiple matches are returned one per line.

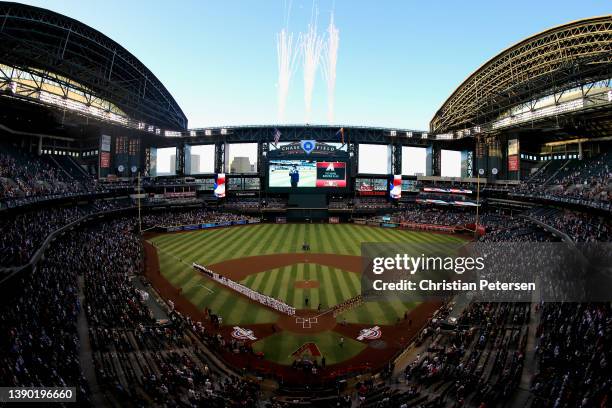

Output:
xmin=430 ymin=16 xmax=612 ymax=135
xmin=0 ymin=1 xmax=187 ymax=130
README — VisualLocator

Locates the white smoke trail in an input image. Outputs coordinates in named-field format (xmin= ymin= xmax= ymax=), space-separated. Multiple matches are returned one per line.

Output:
xmin=300 ymin=6 xmax=324 ymax=122
xmin=321 ymin=12 xmax=339 ymax=124
xmin=276 ymin=28 xmax=299 ymax=123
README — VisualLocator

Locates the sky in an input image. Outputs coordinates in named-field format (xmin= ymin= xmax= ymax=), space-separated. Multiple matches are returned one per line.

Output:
xmin=18 ymin=0 xmax=611 ymax=130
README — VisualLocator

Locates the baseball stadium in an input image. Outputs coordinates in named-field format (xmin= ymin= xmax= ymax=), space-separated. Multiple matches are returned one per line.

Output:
xmin=0 ymin=1 xmax=611 ymax=407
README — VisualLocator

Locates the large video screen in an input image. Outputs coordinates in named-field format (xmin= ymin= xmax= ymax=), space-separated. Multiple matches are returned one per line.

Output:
xmin=441 ymin=149 xmax=462 ymax=178
xmin=402 ymin=146 xmax=427 ymax=176
xmin=269 ymin=159 xmax=347 ymax=188
xmin=355 ymin=178 xmax=388 ymax=196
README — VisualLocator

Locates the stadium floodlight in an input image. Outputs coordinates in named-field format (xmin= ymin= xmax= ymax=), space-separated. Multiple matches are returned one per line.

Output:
xmin=205 ymin=129 xmax=212 ymax=136
xmin=390 ymin=130 xmax=397 ymax=136
xmin=221 ymin=128 xmax=228 ymax=135
xmin=406 ymin=131 xmax=413 ymax=138
xmin=190 ymin=130 xmax=197 ymax=137
xmin=421 ymin=133 xmax=428 ymax=139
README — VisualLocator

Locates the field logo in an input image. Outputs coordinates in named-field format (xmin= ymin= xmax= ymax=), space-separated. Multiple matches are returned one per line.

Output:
xmin=300 ymin=140 xmax=316 ymax=155
xmin=291 ymin=342 xmax=322 ymax=358
xmin=357 ymin=326 xmax=382 ymax=341
xmin=231 ymin=326 xmax=257 ymax=341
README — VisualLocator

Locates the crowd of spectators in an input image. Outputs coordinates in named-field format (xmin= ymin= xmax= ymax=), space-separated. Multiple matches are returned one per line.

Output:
xmin=399 ymin=302 xmax=529 ymax=408
xmin=0 ymin=147 xmax=103 ymax=208
xmin=79 ymin=219 xmax=264 ymax=406
xmin=531 ymin=303 xmax=610 ymax=408
xmin=224 ymin=198 xmax=260 ymax=209
xmin=0 ymin=206 xmax=86 ymax=267
xmin=355 ymin=197 xmax=393 ymax=209
xmin=510 ymin=152 xmax=611 ymax=210
xmin=141 ymin=209 xmax=260 ymax=228
xmin=0 ymin=232 xmax=91 ymax=404
xmin=478 ymin=213 xmax=558 ymax=243
xmin=526 ymin=207 xmax=612 ymax=242
xmin=0 ymin=199 xmax=132 ymax=267
xmin=1 ymin=216 xmax=265 ymax=406
xmin=0 ymin=204 xmax=262 ymax=268
xmin=398 ymin=207 xmax=475 ymax=226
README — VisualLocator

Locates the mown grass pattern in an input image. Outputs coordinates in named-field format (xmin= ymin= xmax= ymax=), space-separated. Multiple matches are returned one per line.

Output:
xmin=150 ymin=224 xmax=465 ymax=325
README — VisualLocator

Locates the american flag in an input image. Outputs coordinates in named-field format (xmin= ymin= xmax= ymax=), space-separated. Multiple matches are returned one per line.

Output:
xmin=273 ymin=128 xmax=281 ymax=144
xmin=335 ymin=127 xmax=345 ymax=144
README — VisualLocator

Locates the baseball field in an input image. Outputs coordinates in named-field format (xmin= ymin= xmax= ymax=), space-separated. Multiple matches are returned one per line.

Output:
xmin=146 ymin=223 xmax=466 ymax=366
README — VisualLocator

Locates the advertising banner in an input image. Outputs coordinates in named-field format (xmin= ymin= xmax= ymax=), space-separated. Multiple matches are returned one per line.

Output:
xmin=390 ymin=175 xmax=402 ymax=199
xmin=214 ymin=173 xmax=226 ymax=198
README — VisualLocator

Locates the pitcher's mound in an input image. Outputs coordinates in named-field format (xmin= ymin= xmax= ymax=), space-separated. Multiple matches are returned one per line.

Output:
xmin=294 ymin=280 xmax=320 ymax=289
xmin=276 ymin=309 xmax=336 ymax=334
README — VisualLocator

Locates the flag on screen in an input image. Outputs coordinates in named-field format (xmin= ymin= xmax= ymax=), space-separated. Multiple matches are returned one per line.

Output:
xmin=335 ymin=127 xmax=345 ymax=144
xmin=273 ymin=128 xmax=281 ymax=144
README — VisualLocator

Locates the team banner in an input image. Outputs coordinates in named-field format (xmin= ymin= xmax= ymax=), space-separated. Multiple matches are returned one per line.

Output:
xmin=508 ymin=139 xmax=519 ymax=171
xmin=214 ymin=173 xmax=226 ymax=198
xmin=390 ymin=175 xmax=402 ymax=199
xmin=99 ymin=152 xmax=110 ymax=168
xmin=508 ymin=155 xmax=519 ymax=171
xmin=100 ymin=134 xmax=112 ymax=152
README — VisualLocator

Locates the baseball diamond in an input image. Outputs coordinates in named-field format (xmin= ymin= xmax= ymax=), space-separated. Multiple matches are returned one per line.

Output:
xmin=146 ymin=224 xmax=466 ymax=366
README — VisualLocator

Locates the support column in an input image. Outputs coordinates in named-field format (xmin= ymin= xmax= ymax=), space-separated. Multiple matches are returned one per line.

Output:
xmin=475 ymin=136 xmax=488 ymax=179
xmin=487 ymin=136 xmax=502 ymax=181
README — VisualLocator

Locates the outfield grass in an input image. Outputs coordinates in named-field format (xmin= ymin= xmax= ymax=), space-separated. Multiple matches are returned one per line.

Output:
xmin=251 ymin=331 xmax=366 ymax=366
xmin=149 ymin=223 xmax=467 ymax=266
xmin=150 ymin=224 xmax=465 ymax=327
